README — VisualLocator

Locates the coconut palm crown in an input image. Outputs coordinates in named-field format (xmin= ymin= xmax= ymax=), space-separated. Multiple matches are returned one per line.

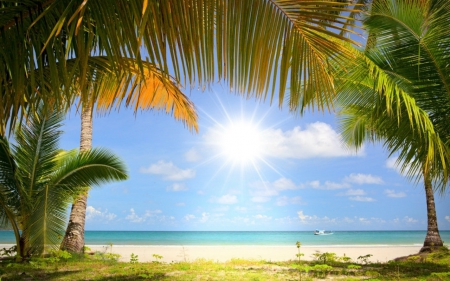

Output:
xmin=0 ymin=106 xmax=128 ymax=259
xmin=337 ymin=0 xmax=450 ymax=252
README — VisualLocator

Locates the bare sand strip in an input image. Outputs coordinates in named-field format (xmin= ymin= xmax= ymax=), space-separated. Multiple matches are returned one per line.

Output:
xmin=88 ymin=245 xmax=422 ymax=263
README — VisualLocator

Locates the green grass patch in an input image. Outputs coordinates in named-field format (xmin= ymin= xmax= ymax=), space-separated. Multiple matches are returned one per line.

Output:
xmin=0 ymin=247 xmax=449 ymax=280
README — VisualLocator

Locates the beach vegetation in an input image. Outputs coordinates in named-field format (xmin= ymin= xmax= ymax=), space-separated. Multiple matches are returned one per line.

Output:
xmin=0 ymin=249 xmax=448 ymax=280
xmin=336 ymin=0 xmax=450 ymax=253
xmin=130 ymin=253 xmax=139 ymax=264
xmin=0 ymin=105 xmax=128 ymax=261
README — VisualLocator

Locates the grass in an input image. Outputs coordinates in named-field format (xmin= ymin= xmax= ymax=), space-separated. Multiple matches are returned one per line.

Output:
xmin=0 ymin=247 xmax=448 ymax=280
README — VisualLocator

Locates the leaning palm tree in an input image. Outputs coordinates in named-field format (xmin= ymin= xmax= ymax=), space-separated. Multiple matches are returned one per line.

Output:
xmin=0 ymin=105 xmax=128 ymax=260
xmin=336 ymin=0 xmax=450 ymax=252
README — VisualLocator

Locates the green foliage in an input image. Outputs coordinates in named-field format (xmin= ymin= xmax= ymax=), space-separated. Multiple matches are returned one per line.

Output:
xmin=312 ymin=251 xmax=338 ymax=264
xmin=0 ymin=106 xmax=128 ymax=259
xmin=347 ymin=264 xmax=362 ymax=270
xmin=429 ymin=272 xmax=450 ymax=281
xmin=357 ymin=254 xmax=373 ymax=265
xmin=130 ymin=253 xmax=139 ymax=264
xmin=152 ymin=254 xmax=163 ymax=263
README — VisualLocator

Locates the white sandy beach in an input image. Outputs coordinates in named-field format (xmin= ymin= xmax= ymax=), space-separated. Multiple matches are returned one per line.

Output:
xmin=0 ymin=244 xmax=422 ymax=263
xmin=87 ymin=245 xmax=421 ymax=263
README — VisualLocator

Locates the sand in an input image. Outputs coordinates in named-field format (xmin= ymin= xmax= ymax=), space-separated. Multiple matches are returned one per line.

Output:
xmin=0 ymin=243 xmax=421 ymax=263
xmin=87 ymin=245 xmax=422 ymax=263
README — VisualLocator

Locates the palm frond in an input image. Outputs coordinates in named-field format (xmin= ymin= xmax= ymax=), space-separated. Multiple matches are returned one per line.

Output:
xmin=51 ymin=148 xmax=128 ymax=189
xmin=1 ymin=0 xmax=363 ymax=134
xmin=12 ymin=106 xmax=64 ymax=199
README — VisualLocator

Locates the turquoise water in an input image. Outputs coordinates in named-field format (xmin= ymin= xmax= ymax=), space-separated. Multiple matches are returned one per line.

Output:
xmin=1 ymin=231 xmax=449 ymax=246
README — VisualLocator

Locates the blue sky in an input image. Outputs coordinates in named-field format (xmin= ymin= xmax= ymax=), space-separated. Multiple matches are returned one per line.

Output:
xmin=60 ymin=85 xmax=450 ymax=231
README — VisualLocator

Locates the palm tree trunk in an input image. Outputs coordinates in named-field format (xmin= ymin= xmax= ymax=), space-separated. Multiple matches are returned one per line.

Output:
xmin=420 ymin=171 xmax=443 ymax=252
xmin=60 ymin=104 xmax=92 ymax=253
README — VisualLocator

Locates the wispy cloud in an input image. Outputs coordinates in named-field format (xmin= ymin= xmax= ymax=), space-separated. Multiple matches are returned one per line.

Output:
xmin=276 ymin=196 xmax=303 ymax=206
xmin=140 ymin=160 xmax=195 ymax=181
xmin=349 ymin=196 xmax=376 ymax=202
xmin=184 ymin=148 xmax=201 ymax=162
xmin=210 ymin=194 xmax=238 ymax=204
xmin=403 ymin=216 xmax=418 ymax=223
xmin=344 ymin=173 xmax=384 ymax=185
xmin=204 ymin=122 xmax=361 ymax=159
xmin=125 ymin=208 xmax=164 ymax=223
xmin=261 ymin=122 xmax=360 ymax=159
xmin=384 ymin=189 xmax=406 ymax=198
xmin=445 ymin=216 xmax=450 ymax=223
xmin=86 ymin=206 xmax=116 ymax=221
xmin=339 ymin=189 xmax=366 ymax=196
xmin=166 ymin=183 xmax=188 ymax=192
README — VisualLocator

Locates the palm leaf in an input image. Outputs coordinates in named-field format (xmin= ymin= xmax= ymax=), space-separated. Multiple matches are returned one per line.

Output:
xmin=1 ymin=0 xmax=363 ymax=134
xmin=50 ymin=148 xmax=128 ymax=189
xmin=12 ymin=106 xmax=64 ymax=201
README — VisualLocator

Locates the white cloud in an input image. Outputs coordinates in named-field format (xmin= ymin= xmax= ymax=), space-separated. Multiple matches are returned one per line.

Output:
xmin=384 ymin=189 xmax=407 ymax=198
xmin=86 ymin=206 xmax=117 ymax=221
xmin=310 ymin=180 xmax=350 ymax=190
xmin=211 ymin=194 xmax=238 ymax=204
xmin=254 ymin=214 xmax=272 ymax=220
xmin=261 ymin=122 xmax=358 ymax=159
xmin=176 ymin=202 xmax=186 ymax=206
xmin=445 ymin=216 xmax=450 ymax=223
xmin=167 ymin=183 xmax=188 ymax=192
xmin=184 ymin=214 xmax=195 ymax=221
xmin=184 ymin=148 xmax=201 ymax=162
xmin=204 ymin=122 xmax=360 ymax=160
xmin=276 ymin=196 xmax=303 ymax=206
xmin=248 ymin=178 xmax=303 ymax=203
xmin=199 ymin=212 xmax=209 ymax=223
xmin=344 ymin=173 xmax=384 ymax=185
xmin=349 ymin=196 xmax=376 ymax=202
xmin=272 ymin=178 xmax=301 ymax=190
xmin=235 ymin=206 xmax=247 ymax=212
xmin=125 ymin=208 xmax=163 ymax=223
xmin=140 ymin=160 xmax=195 ymax=181
xmin=125 ymin=208 xmax=145 ymax=223
xmin=297 ymin=210 xmax=312 ymax=222
xmin=339 ymin=189 xmax=366 ymax=196
xmin=403 ymin=216 xmax=418 ymax=223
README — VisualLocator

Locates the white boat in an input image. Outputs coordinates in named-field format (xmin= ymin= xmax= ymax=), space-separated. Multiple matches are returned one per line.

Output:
xmin=314 ymin=229 xmax=334 ymax=235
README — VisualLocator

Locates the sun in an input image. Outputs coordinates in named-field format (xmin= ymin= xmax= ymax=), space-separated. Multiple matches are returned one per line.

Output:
xmin=217 ymin=120 xmax=264 ymax=165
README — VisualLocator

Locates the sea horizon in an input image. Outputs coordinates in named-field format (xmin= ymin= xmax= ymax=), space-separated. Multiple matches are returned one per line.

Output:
xmin=1 ymin=230 xmax=449 ymax=247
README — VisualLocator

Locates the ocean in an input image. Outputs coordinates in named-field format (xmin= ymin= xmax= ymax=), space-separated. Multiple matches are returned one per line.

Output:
xmin=1 ymin=231 xmax=449 ymax=247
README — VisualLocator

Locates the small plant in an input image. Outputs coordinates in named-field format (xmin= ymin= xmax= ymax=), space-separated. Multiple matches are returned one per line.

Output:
xmin=312 ymin=264 xmax=333 ymax=278
xmin=295 ymin=241 xmax=304 ymax=263
xmin=108 ymin=242 xmax=113 ymax=254
xmin=347 ymin=264 xmax=361 ymax=270
xmin=317 ymin=252 xmax=337 ymax=264
xmin=339 ymin=253 xmax=352 ymax=263
xmin=357 ymin=254 xmax=373 ymax=264
xmin=130 ymin=253 xmax=139 ymax=264
xmin=152 ymin=253 xmax=163 ymax=263
xmin=83 ymin=246 xmax=91 ymax=252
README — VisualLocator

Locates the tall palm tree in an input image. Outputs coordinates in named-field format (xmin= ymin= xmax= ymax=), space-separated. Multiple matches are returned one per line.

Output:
xmin=336 ymin=0 xmax=450 ymax=252
xmin=0 ymin=105 xmax=128 ymax=260
xmin=60 ymin=58 xmax=198 ymax=252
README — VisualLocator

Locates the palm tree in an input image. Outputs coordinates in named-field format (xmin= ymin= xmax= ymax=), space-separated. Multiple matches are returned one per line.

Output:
xmin=1 ymin=0 xmax=363 ymax=134
xmin=336 ymin=0 xmax=450 ymax=252
xmin=2 ymin=1 xmax=365 ymax=253
xmin=0 ymin=105 xmax=128 ymax=260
